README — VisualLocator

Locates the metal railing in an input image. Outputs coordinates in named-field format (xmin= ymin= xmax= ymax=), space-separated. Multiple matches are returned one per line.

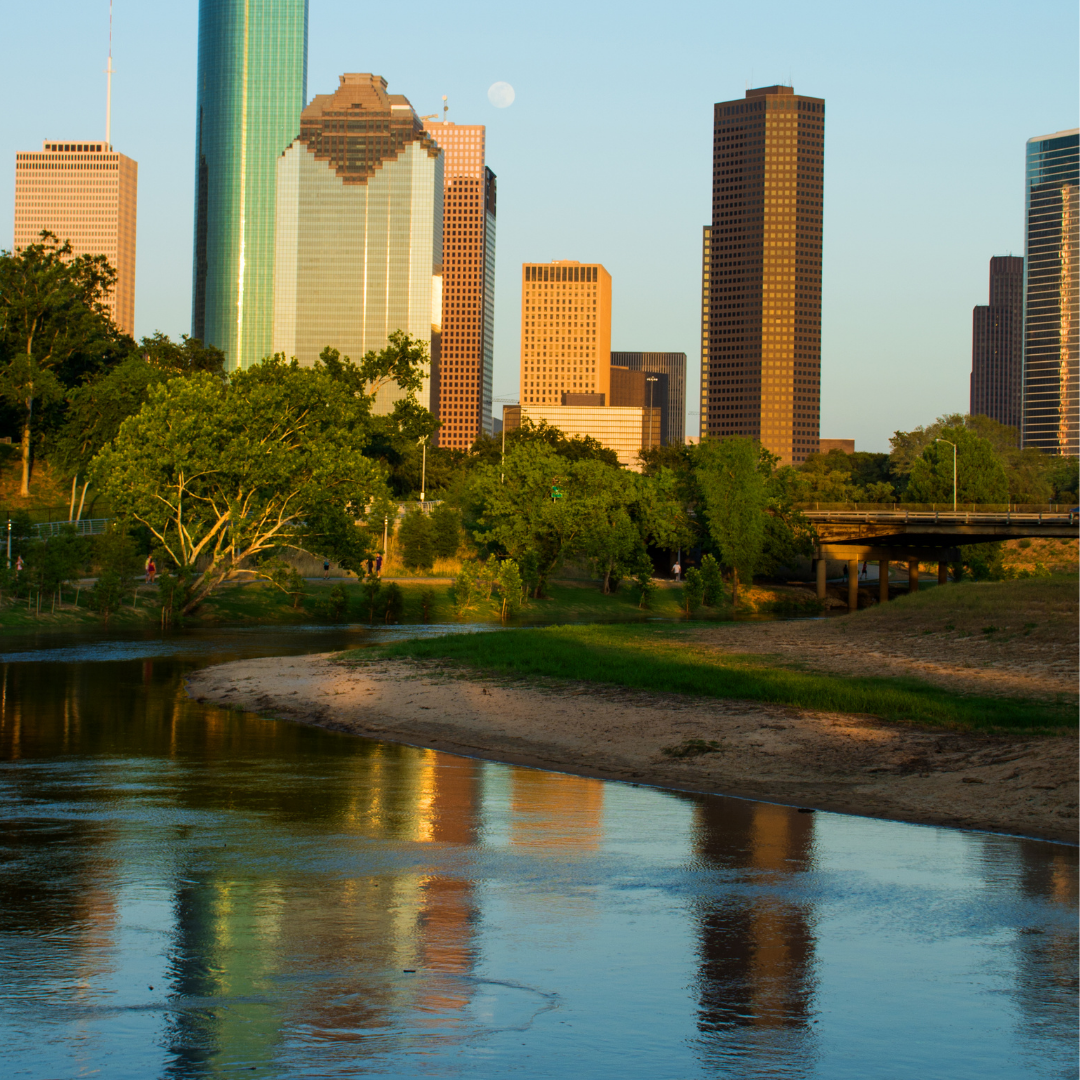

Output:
xmin=801 ymin=508 xmax=1076 ymax=525
xmin=29 ymin=518 xmax=111 ymax=539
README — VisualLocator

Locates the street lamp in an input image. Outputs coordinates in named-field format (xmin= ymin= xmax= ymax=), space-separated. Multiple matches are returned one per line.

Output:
xmin=646 ymin=377 xmax=658 ymax=450
xmin=419 ymin=436 xmax=428 ymax=504
xmin=935 ymin=438 xmax=957 ymax=512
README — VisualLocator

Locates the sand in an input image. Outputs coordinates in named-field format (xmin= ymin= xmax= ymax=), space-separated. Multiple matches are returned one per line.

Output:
xmin=186 ymin=623 xmax=1078 ymax=844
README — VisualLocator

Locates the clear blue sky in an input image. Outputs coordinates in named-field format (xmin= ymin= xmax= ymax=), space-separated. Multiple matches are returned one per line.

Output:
xmin=3 ymin=0 xmax=1077 ymax=451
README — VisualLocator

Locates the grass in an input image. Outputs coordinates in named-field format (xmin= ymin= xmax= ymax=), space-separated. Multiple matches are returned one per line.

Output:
xmin=343 ymin=621 xmax=1077 ymax=734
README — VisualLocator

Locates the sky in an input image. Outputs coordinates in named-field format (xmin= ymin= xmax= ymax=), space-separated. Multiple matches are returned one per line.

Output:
xmin=2 ymin=0 xmax=1077 ymax=452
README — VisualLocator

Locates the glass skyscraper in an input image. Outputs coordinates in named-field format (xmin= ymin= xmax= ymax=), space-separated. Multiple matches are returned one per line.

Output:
xmin=272 ymin=75 xmax=443 ymax=415
xmin=192 ymin=0 xmax=308 ymax=371
xmin=1022 ymin=129 xmax=1078 ymax=456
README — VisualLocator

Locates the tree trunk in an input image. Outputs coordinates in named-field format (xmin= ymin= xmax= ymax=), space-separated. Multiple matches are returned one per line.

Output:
xmin=731 ymin=567 xmax=739 ymax=607
xmin=602 ymin=565 xmax=612 ymax=594
xmin=20 ymin=422 xmax=32 ymax=497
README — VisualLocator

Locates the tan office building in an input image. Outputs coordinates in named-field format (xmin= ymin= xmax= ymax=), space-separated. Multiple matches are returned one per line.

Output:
xmin=503 ymin=404 xmax=648 ymax=470
xmin=14 ymin=140 xmax=138 ymax=335
xmin=701 ymin=85 xmax=824 ymax=464
xmin=423 ymin=121 xmax=496 ymax=449
xmin=521 ymin=261 xmax=612 ymax=407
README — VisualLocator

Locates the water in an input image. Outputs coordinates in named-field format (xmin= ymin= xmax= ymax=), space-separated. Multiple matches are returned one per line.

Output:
xmin=0 ymin=627 xmax=1075 ymax=1079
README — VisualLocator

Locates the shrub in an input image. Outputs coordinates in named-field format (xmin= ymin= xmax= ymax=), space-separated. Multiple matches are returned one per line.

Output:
xmin=700 ymin=554 xmax=723 ymax=606
xmin=451 ymin=561 xmax=479 ymax=616
xmin=316 ymin=583 xmax=349 ymax=622
xmin=496 ymin=559 xmax=523 ymax=620
xmin=360 ymin=577 xmax=384 ymax=622
xmin=519 ymin=549 xmax=540 ymax=600
xmin=431 ymin=503 xmax=462 ymax=558
xmin=682 ymin=567 xmax=705 ymax=615
xmin=382 ymin=582 xmax=405 ymax=623
xmin=398 ymin=509 xmax=435 ymax=571
xmin=420 ymin=588 xmax=436 ymax=622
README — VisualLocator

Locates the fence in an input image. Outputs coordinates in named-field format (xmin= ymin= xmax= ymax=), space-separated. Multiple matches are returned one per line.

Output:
xmin=28 ymin=518 xmax=111 ymax=539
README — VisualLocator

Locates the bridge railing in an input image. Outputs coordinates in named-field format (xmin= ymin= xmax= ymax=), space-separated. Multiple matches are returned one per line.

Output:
xmin=29 ymin=518 xmax=111 ymax=539
xmin=796 ymin=502 xmax=1074 ymax=514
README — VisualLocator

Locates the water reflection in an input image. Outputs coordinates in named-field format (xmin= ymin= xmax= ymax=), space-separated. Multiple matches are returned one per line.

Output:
xmin=0 ymin=631 xmax=1075 ymax=1079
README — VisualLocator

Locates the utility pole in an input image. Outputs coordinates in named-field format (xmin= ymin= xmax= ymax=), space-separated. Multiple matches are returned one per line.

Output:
xmin=501 ymin=423 xmax=506 ymax=483
xmin=419 ymin=436 xmax=427 ymax=504
xmin=935 ymin=438 xmax=957 ymax=511
xmin=105 ymin=0 xmax=115 ymax=147
xmin=646 ymin=376 xmax=658 ymax=450
xmin=6 ymin=520 xmax=10 ymax=569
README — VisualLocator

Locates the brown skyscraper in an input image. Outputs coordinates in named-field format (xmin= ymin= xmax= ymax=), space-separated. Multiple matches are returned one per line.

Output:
xmin=701 ymin=85 xmax=824 ymax=464
xmin=423 ymin=121 xmax=496 ymax=449
xmin=14 ymin=141 xmax=137 ymax=335
xmin=970 ymin=256 xmax=1024 ymax=429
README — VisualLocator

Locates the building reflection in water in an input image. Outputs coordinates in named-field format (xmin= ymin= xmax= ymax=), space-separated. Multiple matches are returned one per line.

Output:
xmin=687 ymin=795 xmax=818 ymax=1071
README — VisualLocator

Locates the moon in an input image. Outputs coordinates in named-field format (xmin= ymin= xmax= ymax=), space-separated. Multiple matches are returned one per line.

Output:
xmin=487 ymin=82 xmax=515 ymax=108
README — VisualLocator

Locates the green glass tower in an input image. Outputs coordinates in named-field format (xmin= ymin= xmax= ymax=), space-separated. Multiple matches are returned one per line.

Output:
xmin=192 ymin=0 xmax=308 ymax=370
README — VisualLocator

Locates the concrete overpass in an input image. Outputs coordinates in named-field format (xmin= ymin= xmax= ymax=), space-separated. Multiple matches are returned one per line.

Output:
xmin=801 ymin=508 xmax=1079 ymax=610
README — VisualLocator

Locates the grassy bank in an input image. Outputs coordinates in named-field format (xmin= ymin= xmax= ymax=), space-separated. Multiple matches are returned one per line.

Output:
xmin=346 ymin=616 xmax=1076 ymax=734
xmin=0 ymin=577 xmax=802 ymax=634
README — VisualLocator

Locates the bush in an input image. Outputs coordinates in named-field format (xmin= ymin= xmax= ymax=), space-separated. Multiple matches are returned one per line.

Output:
xmin=451 ymin=561 xmax=479 ymax=616
xmin=700 ymin=554 xmax=723 ymax=606
xmin=420 ymin=588 xmax=436 ymax=622
xmin=682 ymin=567 xmax=705 ymax=615
xmin=496 ymin=559 xmax=523 ymax=620
xmin=316 ymin=583 xmax=349 ymax=622
xmin=519 ymin=549 xmax=540 ymax=600
xmin=431 ymin=503 xmax=462 ymax=558
xmin=631 ymin=552 xmax=657 ymax=610
xmin=360 ymin=576 xmax=384 ymax=622
xmin=381 ymin=582 xmax=405 ymax=623
xmin=398 ymin=510 xmax=435 ymax=571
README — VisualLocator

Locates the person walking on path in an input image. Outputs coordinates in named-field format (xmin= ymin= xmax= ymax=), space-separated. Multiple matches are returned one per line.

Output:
xmin=672 ymin=560 xmax=682 ymax=582
xmin=323 ymin=559 xmax=330 ymax=580
xmin=15 ymin=555 xmax=23 ymax=575
xmin=375 ymin=554 xmax=383 ymax=576
xmin=145 ymin=557 xmax=157 ymax=584
xmin=366 ymin=556 xmax=374 ymax=577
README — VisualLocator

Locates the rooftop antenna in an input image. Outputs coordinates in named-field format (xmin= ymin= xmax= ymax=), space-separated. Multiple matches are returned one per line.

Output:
xmin=442 ymin=94 xmax=448 ymax=121
xmin=105 ymin=0 xmax=115 ymax=147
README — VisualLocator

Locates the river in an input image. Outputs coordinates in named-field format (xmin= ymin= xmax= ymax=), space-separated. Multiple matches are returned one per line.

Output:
xmin=0 ymin=626 xmax=1075 ymax=1079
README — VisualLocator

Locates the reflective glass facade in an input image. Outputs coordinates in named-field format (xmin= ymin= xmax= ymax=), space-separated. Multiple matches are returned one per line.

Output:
xmin=610 ymin=352 xmax=686 ymax=445
xmin=970 ymin=256 xmax=1024 ymax=430
xmin=192 ymin=0 xmax=308 ymax=370
xmin=1022 ymin=130 xmax=1078 ymax=455
xmin=272 ymin=75 xmax=442 ymax=414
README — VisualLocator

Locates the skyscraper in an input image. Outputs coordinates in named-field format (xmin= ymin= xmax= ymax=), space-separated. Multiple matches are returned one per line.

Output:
xmin=423 ymin=121 xmax=496 ymax=448
xmin=610 ymin=352 xmax=686 ymax=444
xmin=701 ymin=85 xmax=824 ymax=465
xmin=192 ymin=0 xmax=308 ymax=371
xmin=970 ymin=256 xmax=1024 ymax=429
xmin=1022 ymin=129 xmax=1078 ymax=456
xmin=521 ymin=261 xmax=611 ymax=406
xmin=272 ymin=74 xmax=442 ymax=414
xmin=13 ymin=141 xmax=137 ymax=335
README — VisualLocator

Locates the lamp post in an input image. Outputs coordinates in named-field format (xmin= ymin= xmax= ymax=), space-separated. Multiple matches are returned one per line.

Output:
xmin=646 ymin=376 xmax=658 ymax=450
xmin=419 ymin=436 xmax=428 ymax=504
xmin=935 ymin=438 xmax=957 ymax=512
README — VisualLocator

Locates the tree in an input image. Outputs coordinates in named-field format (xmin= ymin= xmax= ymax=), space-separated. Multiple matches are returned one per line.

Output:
xmin=94 ymin=357 xmax=388 ymax=614
xmin=682 ymin=567 xmax=705 ymax=615
xmin=496 ymin=559 xmax=523 ymax=620
xmin=431 ymin=502 xmax=462 ymax=558
xmin=906 ymin=425 xmax=1009 ymax=504
xmin=0 ymin=232 xmax=121 ymax=494
xmin=696 ymin=437 xmax=767 ymax=605
xmin=398 ymin=509 xmax=435 ymax=571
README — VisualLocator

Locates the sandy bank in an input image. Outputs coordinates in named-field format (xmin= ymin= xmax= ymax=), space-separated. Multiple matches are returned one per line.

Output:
xmin=186 ymin=651 xmax=1078 ymax=844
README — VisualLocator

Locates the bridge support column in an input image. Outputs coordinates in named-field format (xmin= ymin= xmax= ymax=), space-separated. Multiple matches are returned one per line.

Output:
xmin=848 ymin=559 xmax=859 ymax=611
xmin=879 ymin=560 xmax=890 ymax=603
xmin=816 ymin=557 xmax=826 ymax=600
xmin=938 ymin=560 xmax=948 ymax=586
xmin=908 ymin=559 xmax=919 ymax=593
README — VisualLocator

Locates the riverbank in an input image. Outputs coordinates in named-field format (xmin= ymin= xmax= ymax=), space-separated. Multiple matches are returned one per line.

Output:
xmin=185 ymin=581 xmax=1078 ymax=843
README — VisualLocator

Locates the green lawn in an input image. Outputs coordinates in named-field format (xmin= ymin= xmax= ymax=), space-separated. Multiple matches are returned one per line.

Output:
xmin=343 ymin=622 xmax=1076 ymax=734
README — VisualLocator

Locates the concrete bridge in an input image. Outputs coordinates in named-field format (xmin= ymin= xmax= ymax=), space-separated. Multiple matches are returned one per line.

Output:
xmin=801 ymin=507 xmax=1079 ymax=610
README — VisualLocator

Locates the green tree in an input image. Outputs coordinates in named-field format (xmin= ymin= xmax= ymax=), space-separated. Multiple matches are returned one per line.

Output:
xmin=496 ymin=559 xmax=523 ymax=620
xmin=700 ymin=553 xmax=723 ymax=606
xmin=0 ymin=232 xmax=121 ymax=494
xmin=682 ymin=567 xmax=705 ymax=615
xmin=451 ymin=560 xmax=479 ymax=615
xmin=94 ymin=357 xmax=388 ymax=614
xmin=398 ymin=509 xmax=435 ymax=571
xmin=906 ymin=425 xmax=1009 ymax=504
xmin=90 ymin=524 xmax=141 ymax=622
xmin=431 ymin=502 xmax=462 ymax=558
xmin=696 ymin=437 xmax=767 ymax=605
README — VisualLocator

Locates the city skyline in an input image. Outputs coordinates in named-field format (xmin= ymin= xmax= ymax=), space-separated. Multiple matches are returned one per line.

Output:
xmin=2 ymin=0 xmax=1078 ymax=451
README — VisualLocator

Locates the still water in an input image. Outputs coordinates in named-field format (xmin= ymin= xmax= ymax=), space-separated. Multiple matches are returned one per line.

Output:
xmin=0 ymin=627 xmax=1075 ymax=1079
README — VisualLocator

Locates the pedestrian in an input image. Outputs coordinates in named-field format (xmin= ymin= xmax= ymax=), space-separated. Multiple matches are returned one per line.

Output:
xmin=375 ymin=553 xmax=383 ymax=576
xmin=366 ymin=556 xmax=374 ymax=577
xmin=147 ymin=557 xmax=157 ymax=584
xmin=860 ymin=560 xmax=867 ymax=581
xmin=323 ymin=558 xmax=330 ymax=580
xmin=672 ymin=560 xmax=682 ymax=582
xmin=15 ymin=554 xmax=23 ymax=575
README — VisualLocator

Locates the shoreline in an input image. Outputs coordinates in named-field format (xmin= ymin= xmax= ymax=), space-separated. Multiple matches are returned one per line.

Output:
xmin=186 ymin=653 xmax=1078 ymax=845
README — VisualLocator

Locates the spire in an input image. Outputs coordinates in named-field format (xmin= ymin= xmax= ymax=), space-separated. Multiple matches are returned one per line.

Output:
xmin=105 ymin=0 xmax=114 ymax=147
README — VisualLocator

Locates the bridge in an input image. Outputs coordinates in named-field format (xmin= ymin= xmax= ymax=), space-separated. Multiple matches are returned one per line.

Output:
xmin=800 ymin=507 xmax=1079 ymax=610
